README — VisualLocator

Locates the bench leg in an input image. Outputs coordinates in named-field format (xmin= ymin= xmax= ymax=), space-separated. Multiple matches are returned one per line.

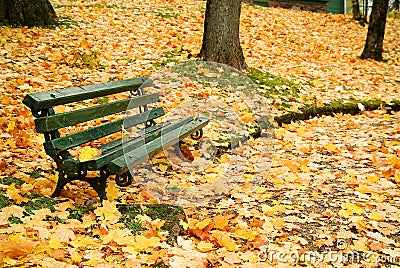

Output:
xmin=87 ymin=177 xmax=107 ymax=201
xmin=51 ymin=170 xmax=74 ymax=198
xmin=51 ymin=169 xmax=108 ymax=201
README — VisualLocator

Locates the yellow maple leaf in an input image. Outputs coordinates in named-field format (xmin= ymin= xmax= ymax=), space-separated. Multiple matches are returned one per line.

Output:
xmin=196 ymin=218 xmax=212 ymax=230
xmin=235 ymin=228 xmax=256 ymax=241
xmin=0 ymin=205 xmax=25 ymax=225
xmin=325 ymin=143 xmax=338 ymax=152
xmin=338 ymin=203 xmax=364 ymax=217
xmin=71 ymin=254 xmax=82 ymax=262
xmin=255 ymin=186 xmax=267 ymax=194
xmin=367 ymin=174 xmax=379 ymax=184
xmin=343 ymin=203 xmax=364 ymax=214
xmin=352 ymin=239 xmax=369 ymax=252
xmin=219 ymin=154 xmax=230 ymax=164
xmin=393 ymin=170 xmax=400 ymax=184
xmin=51 ymin=225 xmax=76 ymax=242
xmin=133 ymin=236 xmax=160 ymax=251
xmin=275 ymin=128 xmax=285 ymax=139
xmin=282 ymin=160 xmax=299 ymax=172
xmin=6 ymin=122 xmax=15 ymax=132
xmin=196 ymin=241 xmax=215 ymax=252
xmin=300 ymin=145 xmax=313 ymax=153
xmin=179 ymin=219 xmax=189 ymax=230
xmin=213 ymin=215 xmax=229 ymax=230
xmin=368 ymin=212 xmax=385 ymax=221
xmin=300 ymin=159 xmax=310 ymax=172
xmin=271 ymin=218 xmax=285 ymax=230
xmin=212 ymin=230 xmax=238 ymax=251
xmin=69 ymin=236 xmax=98 ymax=249
xmin=296 ymin=124 xmax=306 ymax=136
xmin=48 ymin=238 xmax=63 ymax=249
xmin=94 ymin=200 xmax=121 ymax=223
xmin=106 ymin=180 xmax=119 ymax=202
xmin=78 ymin=146 xmax=101 ymax=162
xmin=20 ymin=183 xmax=35 ymax=195
xmin=6 ymin=183 xmax=28 ymax=204
xmin=241 ymin=113 xmax=254 ymax=123
xmin=356 ymin=184 xmax=373 ymax=194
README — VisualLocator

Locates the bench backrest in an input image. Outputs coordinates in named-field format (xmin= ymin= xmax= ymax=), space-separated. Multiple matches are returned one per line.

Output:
xmin=23 ymin=77 xmax=163 ymax=162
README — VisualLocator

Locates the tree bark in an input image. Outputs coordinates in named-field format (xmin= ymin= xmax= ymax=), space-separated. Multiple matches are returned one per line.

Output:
xmin=0 ymin=0 xmax=56 ymax=27
xmin=360 ymin=0 xmax=389 ymax=61
xmin=198 ymin=0 xmax=247 ymax=71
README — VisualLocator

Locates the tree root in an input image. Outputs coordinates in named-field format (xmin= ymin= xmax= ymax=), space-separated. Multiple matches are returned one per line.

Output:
xmin=272 ymin=98 xmax=400 ymax=126
xmin=211 ymin=99 xmax=400 ymax=156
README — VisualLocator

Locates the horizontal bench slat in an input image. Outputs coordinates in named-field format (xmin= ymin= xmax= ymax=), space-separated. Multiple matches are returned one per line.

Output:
xmin=97 ymin=118 xmax=192 ymax=153
xmin=35 ymin=93 xmax=159 ymax=132
xmin=44 ymin=107 xmax=165 ymax=153
xmin=107 ymin=117 xmax=209 ymax=175
xmin=83 ymin=116 xmax=195 ymax=170
xmin=23 ymin=77 xmax=149 ymax=112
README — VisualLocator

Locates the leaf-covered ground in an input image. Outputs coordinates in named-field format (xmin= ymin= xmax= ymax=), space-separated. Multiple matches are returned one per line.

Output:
xmin=0 ymin=0 xmax=400 ymax=267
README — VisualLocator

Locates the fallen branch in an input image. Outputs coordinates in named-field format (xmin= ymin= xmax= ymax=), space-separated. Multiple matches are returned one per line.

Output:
xmin=270 ymin=99 xmax=400 ymax=126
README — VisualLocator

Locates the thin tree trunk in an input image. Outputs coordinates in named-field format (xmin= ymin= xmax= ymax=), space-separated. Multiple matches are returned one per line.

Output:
xmin=0 ymin=0 xmax=56 ymax=27
xmin=352 ymin=0 xmax=362 ymax=20
xmin=198 ymin=0 xmax=247 ymax=71
xmin=360 ymin=0 xmax=389 ymax=61
xmin=393 ymin=0 xmax=399 ymax=10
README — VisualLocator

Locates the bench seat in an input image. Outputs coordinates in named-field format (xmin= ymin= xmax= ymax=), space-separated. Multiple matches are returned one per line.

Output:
xmin=22 ymin=77 xmax=209 ymax=200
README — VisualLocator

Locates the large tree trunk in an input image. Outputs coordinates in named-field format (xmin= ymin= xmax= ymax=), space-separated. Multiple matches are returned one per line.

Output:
xmin=0 ymin=0 xmax=56 ymax=27
xmin=360 ymin=0 xmax=389 ymax=61
xmin=197 ymin=0 xmax=247 ymax=71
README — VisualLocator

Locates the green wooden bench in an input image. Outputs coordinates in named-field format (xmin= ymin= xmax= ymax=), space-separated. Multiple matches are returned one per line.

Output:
xmin=22 ymin=77 xmax=209 ymax=200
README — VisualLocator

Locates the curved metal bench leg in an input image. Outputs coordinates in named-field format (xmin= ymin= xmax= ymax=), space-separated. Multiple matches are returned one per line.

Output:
xmin=51 ymin=170 xmax=73 ymax=198
xmin=87 ymin=170 xmax=109 ymax=201
xmin=51 ymin=169 xmax=109 ymax=201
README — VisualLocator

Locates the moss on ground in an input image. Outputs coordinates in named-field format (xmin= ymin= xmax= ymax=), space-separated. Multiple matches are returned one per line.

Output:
xmin=273 ymin=98 xmax=400 ymax=126
xmin=117 ymin=204 xmax=185 ymax=244
xmin=246 ymin=68 xmax=300 ymax=99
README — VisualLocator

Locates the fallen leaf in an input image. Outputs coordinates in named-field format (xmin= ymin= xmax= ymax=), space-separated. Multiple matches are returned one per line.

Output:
xmin=0 ymin=240 xmax=38 ymax=259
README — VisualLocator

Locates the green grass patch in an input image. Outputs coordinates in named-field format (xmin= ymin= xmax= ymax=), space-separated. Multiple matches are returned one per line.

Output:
xmin=56 ymin=15 xmax=81 ymax=29
xmin=154 ymin=7 xmax=180 ymax=19
xmin=153 ymin=49 xmax=190 ymax=68
xmin=119 ymin=217 xmax=145 ymax=235
xmin=21 ymin=194 xmax=62 ymax=214
xmin=71 ymin=49 xmax=104 ymax=69
xmin=0 ymin=176 xmax=23 ymax=186
xmin=68 ymin=204 xmax=96 ymax=220
xmin=0 ymin=191 xmax=10 ymax=209
xmin=86 ymin=3 xmax=119 ymax=9
xmin=117 ymin=204 xmax=185 ymax=243
xmin=8 ymin=216 xmax=23 ymax=224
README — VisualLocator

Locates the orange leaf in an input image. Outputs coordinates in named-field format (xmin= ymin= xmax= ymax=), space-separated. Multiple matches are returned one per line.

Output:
xmin=213 ymin=215 xmax=229 ymax=230
xmin=271 ymin=218 xmax=285 ymax=230
xmin=1 ymin=241 xmax=38 ymax=259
